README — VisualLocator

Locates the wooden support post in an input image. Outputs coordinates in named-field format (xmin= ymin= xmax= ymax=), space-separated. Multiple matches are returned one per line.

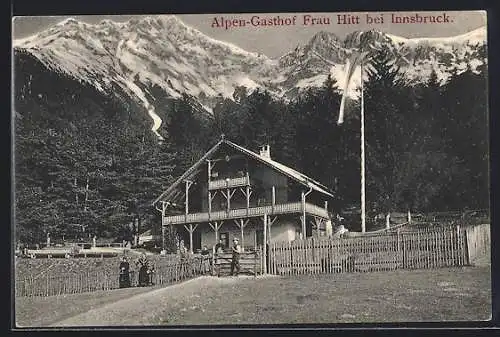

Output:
xmin=214 ymin=222 xmax=218 ymax=243
xmin=161 ymin=201 xmax=166 ymax=227
xmin=221 ymin=189 xmax=235 ymax=213
xmin=240 ymin=220 xmax=245 ymax=252
xmin=162 ymin=225 xmax=166 ymax=251
xmin=212 ymin=222 xmax=218 ymax=242
xmin=246 ymin=186 xmax=252 ymax=215
xmin=189 ymin=224 xmax=193 ymax=254
xmin=301 ymin=188 xmax=312 ymax=238
xmin=263 ymin=214 xmax=268 ymax=274
xmin=408 ymin=210 xmax=412 ymax=224
xmin=208 ymin=191 xmax=212 ymax=216
xmin=185 ymin=180 xmax=193 ymax=215
xmin=207 ymin=160 xmax=212 ymax=181
xmin=271 ymin=186 xmax=276 ymax=212
xmin=208 ymin=191 xmax=216 ymax=217
xmin=183 ymin=223 xmax=199 ymax=254
xmin=228 ymin=190 xmax=235 ymax=212
xmin=386 ymin=213 xmax=391 ymax=230
xmin=234 ymin=219 xmax=250 ymax=252
xmin=324 ymin=200 xmax=328 ymax=212
xmin=209 ymin=221 xmax=223 ymax=243
xmin=314 ymin=217 xmax=322 ymax=238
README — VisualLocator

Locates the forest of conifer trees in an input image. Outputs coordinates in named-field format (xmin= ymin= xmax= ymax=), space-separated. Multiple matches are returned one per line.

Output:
xmin=14 ymin=49 xmax=489 ymax=245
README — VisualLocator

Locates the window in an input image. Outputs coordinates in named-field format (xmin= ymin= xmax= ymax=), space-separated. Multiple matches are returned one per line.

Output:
xmin=255 ymin=230 xmax=264 ymax=247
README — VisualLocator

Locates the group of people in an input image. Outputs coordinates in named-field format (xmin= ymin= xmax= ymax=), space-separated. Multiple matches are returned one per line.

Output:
xmin=119 ymin=254 xmax=155 ymax=288
xmin=119 ymin=237 xmax=243 ymax=287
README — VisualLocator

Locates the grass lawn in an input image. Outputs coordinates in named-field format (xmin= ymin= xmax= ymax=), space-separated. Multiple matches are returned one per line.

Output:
xmin=154 ymin=266 xmax=491 ymax=325
xmin=15 ymin=266 xmax=491 ymax=327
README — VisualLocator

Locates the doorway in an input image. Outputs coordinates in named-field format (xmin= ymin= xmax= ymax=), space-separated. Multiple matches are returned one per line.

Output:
xmin=219 ymin=232 xmax=229 ymax=249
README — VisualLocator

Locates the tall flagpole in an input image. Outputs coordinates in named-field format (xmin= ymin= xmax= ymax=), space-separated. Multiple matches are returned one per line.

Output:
xmin=360 ymin=61 xmax=366 ymax=233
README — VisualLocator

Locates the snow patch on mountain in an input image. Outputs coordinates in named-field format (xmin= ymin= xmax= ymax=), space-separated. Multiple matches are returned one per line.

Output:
xmin=234 ymin=76 xmax=260 ymax=91
xmin=296 ymin=74 xmax=329 ymax=89
xmin=122 ymin=74 xmax=164 ymax=140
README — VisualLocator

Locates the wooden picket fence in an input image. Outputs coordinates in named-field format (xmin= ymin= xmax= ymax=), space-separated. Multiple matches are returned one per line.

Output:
xmin=15 ymin=257 xmax=211 ymax=298
xmin=269 ymin=225 xmax=483 ymax=275
xmin=151 ymin=256 xmax=212 ymax=285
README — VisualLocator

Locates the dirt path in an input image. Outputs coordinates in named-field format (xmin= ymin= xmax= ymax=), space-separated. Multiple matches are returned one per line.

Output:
xmin=51 ymin=275 xmax=266 ymax=327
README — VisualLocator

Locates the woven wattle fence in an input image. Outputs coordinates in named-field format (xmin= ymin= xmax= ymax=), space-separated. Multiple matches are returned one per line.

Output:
xmin=15 ymin=256 xmax=211 ymax=298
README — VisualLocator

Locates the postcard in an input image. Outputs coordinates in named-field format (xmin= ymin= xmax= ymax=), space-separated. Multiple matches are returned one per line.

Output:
xmin=12 ymin=10 xmax=490 ymax=328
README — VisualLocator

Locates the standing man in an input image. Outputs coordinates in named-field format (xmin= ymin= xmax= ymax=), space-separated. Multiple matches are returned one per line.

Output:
xmin=230 ymin=237 xmax=241 ymax=276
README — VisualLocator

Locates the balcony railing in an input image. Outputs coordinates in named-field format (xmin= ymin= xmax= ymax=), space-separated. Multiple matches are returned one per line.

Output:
xmin=208 ymin=176 xmax=250 ymax=190
xmin=163 ymin=202 xmax=329 ymax=225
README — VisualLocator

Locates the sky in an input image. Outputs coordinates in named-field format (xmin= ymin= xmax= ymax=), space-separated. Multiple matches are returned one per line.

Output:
xmin=12 ymin=11 xmax=487 ymax=58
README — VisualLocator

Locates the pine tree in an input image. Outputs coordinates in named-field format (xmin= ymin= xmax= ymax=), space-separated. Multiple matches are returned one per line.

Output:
xmin=438 ymin=67 xmax=489 ymax=210
xmin=363 ymin=49 xmax=407 ymax=214
xmin=292 ymin=75 xmax=344 ymax=193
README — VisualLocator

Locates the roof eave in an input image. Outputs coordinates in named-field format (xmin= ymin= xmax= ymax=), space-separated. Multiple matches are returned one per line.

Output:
xmin=151 ymin=139 xmax=225 ymax=206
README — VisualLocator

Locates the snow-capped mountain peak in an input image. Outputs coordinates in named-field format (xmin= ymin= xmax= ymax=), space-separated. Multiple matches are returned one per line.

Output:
xmin=13 ymin=16 xmax=487 ymax=139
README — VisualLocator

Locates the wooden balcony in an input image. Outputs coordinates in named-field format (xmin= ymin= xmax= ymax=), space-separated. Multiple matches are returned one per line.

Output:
xmin=163 ymin=202 xmax=329 ymax=225
xmin=208 ymin=176 xmax=250 ymax=190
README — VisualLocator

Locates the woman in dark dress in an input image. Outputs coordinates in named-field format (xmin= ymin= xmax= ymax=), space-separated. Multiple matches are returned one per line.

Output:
xmin=119 ymin=256 xmax=131 ymax=288
xmin=136 ymin=254 xmax=151 ymax=287
xmin=138 ymin=264 xmax=148 ymax=286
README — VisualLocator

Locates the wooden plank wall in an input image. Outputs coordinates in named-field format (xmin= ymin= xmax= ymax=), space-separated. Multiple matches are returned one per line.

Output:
xmin=269 ymin=226 xmax=471 ymax=275
xmin=465 ymin=224 xmax=491 ymax=265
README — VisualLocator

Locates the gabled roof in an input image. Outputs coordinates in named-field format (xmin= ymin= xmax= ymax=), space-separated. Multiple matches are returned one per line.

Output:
xmin=152 ymin=139 xmax=334 ymax=206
